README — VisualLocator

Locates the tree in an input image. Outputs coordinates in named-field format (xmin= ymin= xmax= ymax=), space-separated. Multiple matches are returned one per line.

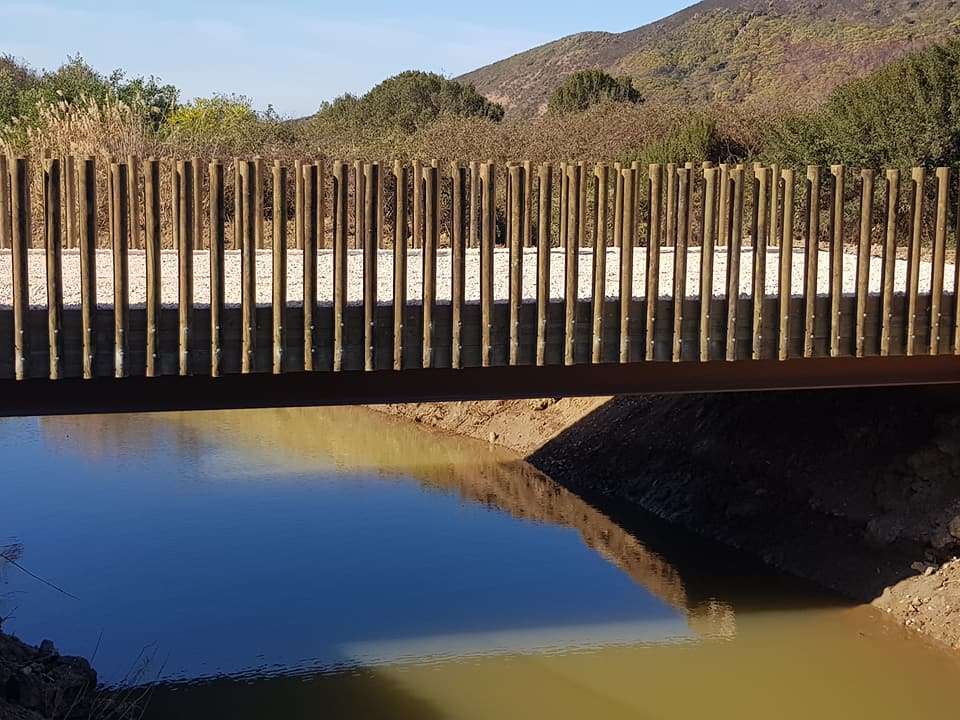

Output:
xmin=314 ymin=71 xmax=504 ymax=135
xmin=765 ymin=39 xmax=960 ymax=167
xmin=548 ymin=70 xmax=643 ymax=115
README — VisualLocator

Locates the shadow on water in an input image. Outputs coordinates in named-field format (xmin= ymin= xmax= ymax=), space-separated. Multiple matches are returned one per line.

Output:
xmin=527 ymin=385 xmax=960 ymax=600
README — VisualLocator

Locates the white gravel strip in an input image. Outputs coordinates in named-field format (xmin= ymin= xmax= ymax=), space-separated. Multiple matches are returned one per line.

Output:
xmin=0 ymin=247 xmax=954 ymax=309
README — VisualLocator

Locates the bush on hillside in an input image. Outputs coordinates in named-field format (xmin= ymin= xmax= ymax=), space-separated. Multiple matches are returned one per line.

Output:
xmin=547 ymin=70 xmax=643 ymax=115
xmin=764 ymin=38 xmax=960 ymax=167
xmin=309 ymin=71 xmax=503 ymax=138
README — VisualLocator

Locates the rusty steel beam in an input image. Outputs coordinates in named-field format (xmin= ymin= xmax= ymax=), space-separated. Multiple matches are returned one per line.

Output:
xmin=0 ymin=356 xmax=958 ymax=418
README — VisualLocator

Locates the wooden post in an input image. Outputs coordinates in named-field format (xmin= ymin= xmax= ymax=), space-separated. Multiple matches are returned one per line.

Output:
xmin=176 ymin=160 xmax=194 ymax=375
xmin=700 ymin=167 xmax=717 ymax=362
xmin=193 ymin=157 xmax=204 ymax=251
xmin=592 ymin=164 xmax=609 ymax=364
xmin=613 ymin=162 xmax=623 ymax=250
xmin=451 ymin=162 xmax=467 ymax=369
xmin=10 ymin=158 xmax=29 ymax=379
xmin=412 ymin=159 xmax=423 ymax=251
xmin=295 ymin=158 xmax=304 ymax=251
xmin=469 ymin=161 xmax=479 ymax=250
xmin=304 ymin=163 xmax=319 ymax=370
xmin=930 ymin=168 xmax=949 ymax=355
xmin=536 ymin=163 xmax=553 ymax=366
xmin=673 ymin=167 xmax=691 ymax=362
xmin=64 ymin=155 xmax=77 ymax=250
xmin=210 ymin=160 xmax=226 ymax=377
xmin=421 ymin=163 xmax=437 ymax=369
xmin=645 ymin=164 xmax=663 ymax=361
xmin=646 ymin=164 xmax=663 ymax=361
xmin=393 ymin=161 xmax=408 ymax=370
xmin=726 ymin=165 xmax=745 ymax=361
xmin=665 ymin=163 xmax=677 ymax=248
xmin=240 ymin=160 xmax=256 ymax=373
xmin=803 ymin=166 xmax=821 ymax=358
xmin=43 ymin=158 xmax=63 ymax=379
xmin=254 ymin=157 xmax=265 ymax=251
xmin=778 ymin=168 xmax=795 ymax=361
xmin=752 ymin=166 xmax=769 ymax=360
xmin=353 ymin=160 xmax=364 ymax=252
xmin=905 ymin=167 xmax=925 ymax=357
xmin=620 ymin=167 xmax=635 ymax=363
xmin=79 ymin=158 xmax=98 ymax=379
xmin=110 ymin=161 xmax=130 ymax=378
xmin=127 ymin=155 xmax=141 ymax=251
xmin=332 ymin=161 xmax=348 ymax=371
xmin=855 ymin=169 xmax=874 ymax=358
xmin=363 ymin=162 xmax=379 ymax=370
xmin=564 ymin=163 xmax=581 ymax=365
xmin=481 ymin=162 xmax=495 ymax=366
xmin=509 ymin=164 xmax=523 ymax=365
xmin=271 ymin=161 xmax=286 ymax=374
xmin=232 ymin=159 xmax=241 ymax=251
xmin=829 ymin=165 xmax=845 ymax=357
xmin=879 ymin=169 xmax=900 ymax=357
xmin=144 ymin=159 xmax=160 ymax=378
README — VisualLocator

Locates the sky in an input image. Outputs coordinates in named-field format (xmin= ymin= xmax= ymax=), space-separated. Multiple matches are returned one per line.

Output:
xmin=0 ymin=0 xmax=694 ymax=117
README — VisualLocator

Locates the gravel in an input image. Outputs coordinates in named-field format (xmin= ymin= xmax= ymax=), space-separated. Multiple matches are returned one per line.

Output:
xmin=0 ymin=246 xmax=953 ymax=308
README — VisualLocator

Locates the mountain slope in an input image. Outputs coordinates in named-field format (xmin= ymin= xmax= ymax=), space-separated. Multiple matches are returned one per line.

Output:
xmin=459 ymin=0 xmax=960 ymax=117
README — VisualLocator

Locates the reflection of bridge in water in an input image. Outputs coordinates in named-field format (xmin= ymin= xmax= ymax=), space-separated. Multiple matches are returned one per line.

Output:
xmin=41 ymin=405 xmax=831 ymax=641
xmin=4 ymin=157 xmax=960 ymax=416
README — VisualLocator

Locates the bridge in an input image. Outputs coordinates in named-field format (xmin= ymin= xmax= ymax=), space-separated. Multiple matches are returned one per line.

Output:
xmin=0 ymin=155 xmax=958 ymax=417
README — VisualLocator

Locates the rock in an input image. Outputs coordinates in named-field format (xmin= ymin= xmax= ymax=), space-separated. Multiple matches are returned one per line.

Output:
xmin=488 ymin=432 xmax=499 ymax=444
xmin=949 ymin=516 xmax=960 ymax=540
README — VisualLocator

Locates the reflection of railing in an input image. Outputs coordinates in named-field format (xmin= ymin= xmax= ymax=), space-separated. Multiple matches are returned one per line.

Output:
xmin=1 ymin=157 xmax=959 ymax=402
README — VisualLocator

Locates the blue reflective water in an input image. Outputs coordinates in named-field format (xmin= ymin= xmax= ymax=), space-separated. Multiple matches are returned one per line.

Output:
xmin=4 ymin=409 xmax=960 ymax=720
xmin=0 ymin=411 xmax=687 ymax=685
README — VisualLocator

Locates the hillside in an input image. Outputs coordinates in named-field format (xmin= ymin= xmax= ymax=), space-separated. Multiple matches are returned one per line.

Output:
xmin=459 ymin=0 xmax=960 ymax=117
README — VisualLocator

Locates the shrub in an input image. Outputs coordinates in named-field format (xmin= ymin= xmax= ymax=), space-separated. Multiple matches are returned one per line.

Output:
xmin=547 ymin=70 xmax=643 ymax=115
xmin=764 ymin=38 xmax=960 ymax=167
xmin=314 ymin=71 xmax=503 ymax=141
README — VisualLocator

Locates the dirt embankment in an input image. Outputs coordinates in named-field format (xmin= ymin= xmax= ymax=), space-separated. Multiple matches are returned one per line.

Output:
xmin=376 ymin=387 xmax=960 ymax=651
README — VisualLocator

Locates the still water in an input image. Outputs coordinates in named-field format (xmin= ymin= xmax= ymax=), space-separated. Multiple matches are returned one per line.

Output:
xmin=1 ymin=408 xmax=959 ymax=719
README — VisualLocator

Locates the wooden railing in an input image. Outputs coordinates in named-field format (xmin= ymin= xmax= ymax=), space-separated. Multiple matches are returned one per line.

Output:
xmin=0 ymin=156 xmax=958 ymax=386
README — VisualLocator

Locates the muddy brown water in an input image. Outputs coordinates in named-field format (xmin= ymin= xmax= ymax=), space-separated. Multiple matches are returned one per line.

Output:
xmin=1 ymin=407 xmax=958 ymax=719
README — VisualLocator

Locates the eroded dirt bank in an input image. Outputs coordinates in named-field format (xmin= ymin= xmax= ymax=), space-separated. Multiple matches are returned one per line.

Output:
xmin=376 ymin=388 xmax=960 ymax=650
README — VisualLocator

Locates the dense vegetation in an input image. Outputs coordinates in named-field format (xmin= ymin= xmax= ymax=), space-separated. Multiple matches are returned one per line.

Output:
xmin=460 ymin=0 xmax=960 ymax=118
xmin=547 ymin=70 xmax=642 ymax=114
xmin=1 ymin=34 xmax=959 ymax=171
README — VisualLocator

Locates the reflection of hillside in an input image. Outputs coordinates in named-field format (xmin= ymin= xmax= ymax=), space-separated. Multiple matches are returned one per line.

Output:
xmin=41 ymin=408 xmax=732 ymax=635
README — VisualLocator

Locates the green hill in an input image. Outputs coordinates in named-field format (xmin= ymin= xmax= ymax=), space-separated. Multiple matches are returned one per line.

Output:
xmin=458 ymin=0 xmax=960 ymax=117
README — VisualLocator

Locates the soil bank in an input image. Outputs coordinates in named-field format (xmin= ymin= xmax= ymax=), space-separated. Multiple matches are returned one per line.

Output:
xmin=375 ymin=387 xmax=960 ymax=651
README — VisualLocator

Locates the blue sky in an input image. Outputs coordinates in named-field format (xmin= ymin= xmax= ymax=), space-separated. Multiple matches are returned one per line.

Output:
xmin=0 ymin=1 xmax=694 ymax=116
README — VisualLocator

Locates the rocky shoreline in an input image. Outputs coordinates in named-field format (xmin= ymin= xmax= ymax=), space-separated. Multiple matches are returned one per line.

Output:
xmin=375 ymin=387 xmax=960 ymax=651
xmin=0 ymin=633 xmax=96 ymax=720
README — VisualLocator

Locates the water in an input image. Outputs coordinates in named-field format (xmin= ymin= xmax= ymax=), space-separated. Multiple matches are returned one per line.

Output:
xmin=1 ymin=408 xmax=958 ymax=719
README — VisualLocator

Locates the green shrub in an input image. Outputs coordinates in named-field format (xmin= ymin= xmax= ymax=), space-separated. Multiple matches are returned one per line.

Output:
xmin=310 ymin=71 xmax=503 ymax=136
xmin=764 ymin=39 xmax=960 ymax=167
xmin=547 ymin=70 xmax=643 ymax=115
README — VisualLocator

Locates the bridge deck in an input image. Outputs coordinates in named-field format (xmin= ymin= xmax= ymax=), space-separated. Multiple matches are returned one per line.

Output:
xmin=1 ymin=156 xmax=958 ymax=416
